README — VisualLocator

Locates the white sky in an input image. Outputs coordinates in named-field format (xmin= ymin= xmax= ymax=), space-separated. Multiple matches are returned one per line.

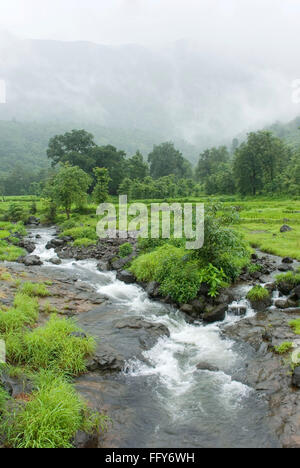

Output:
xmin=0 ymin=0 xmax=299 ymax=53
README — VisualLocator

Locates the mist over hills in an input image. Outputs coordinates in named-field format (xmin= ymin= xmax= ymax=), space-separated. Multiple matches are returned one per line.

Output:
xmin=0 ymin=32 xmax=299 ymax=172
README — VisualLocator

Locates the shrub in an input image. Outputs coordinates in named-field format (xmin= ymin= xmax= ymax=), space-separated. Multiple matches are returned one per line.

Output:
xmin=73 ymin=238 xmax=95 ymax=247
xmin=0 ymin=386 xmax=9 ymax=414
xmin=62 ymin=226 xmax=97 ymax=242
xmin=199 ymin=264 xmax=227 ymax=297
xmin=119 ymin=242 xmax=133 ymax=258
xmin=23 ymin=315 xmax=96 ymax=375
xmin=20 ymin=282 xmax=50 ymax=298
xmin=4 ymin=204 xmax=27 ymax=223
xmin=274 ymin=342 xmax=293 ymax=354
xmin=246 ymin=285 xmax=270 ymax=302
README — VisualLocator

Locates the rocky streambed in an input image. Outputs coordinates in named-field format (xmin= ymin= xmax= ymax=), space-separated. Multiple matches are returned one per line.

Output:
xmin=2 ymin=225 xmax=300 ymax=448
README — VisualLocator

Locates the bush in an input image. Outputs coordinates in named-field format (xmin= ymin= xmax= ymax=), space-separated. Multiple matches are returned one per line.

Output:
xmin=246 ymin=285 xmax=270 ymax=302
xmin=62 ymin=226 xmax=97 ymax=242
xmin=4 ymin=204 xmax=27 ymax=223
xmin=119 ymin=242 xmax=133 ymax=258
xmin=73 ymin=238 xmax=96 ymax=247
xmin=0 ymin=386 xmax=9 ymax=414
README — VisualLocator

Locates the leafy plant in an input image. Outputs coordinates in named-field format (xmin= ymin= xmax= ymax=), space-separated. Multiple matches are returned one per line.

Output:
xmin=119 ymin=242 xmax=133 ymax=258
xmin=246 ymin=285 xmax=270 ymax=302
xmin=199 ymin=264 xmax=227 ymax=297
xmin=274 ymin=341 xmax=293 ymax=354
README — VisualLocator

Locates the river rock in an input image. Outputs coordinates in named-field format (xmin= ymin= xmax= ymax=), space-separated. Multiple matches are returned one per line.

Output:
xmin=49 ymin=257 xmax=62 ymax=265
xmin=282 ymin=257 xmax=294 ymax=264
xmin=228 ymin=304 xmax=247 ymax=316
xmin=248 ymin=296 xmax=272 ymax=312
xmin=291 ymin=285 xmax=300 ymax=300
xmin=274 ymin=298 xmax=297 ymax=309
xmin=23 ymin=255 xmax=43 ymax=266
xmin=97 ymin=260 xmax=109 ymax=272
xmin=292 ymin=368 xmax=300 ymax=388
xmin=278 ymin=263 xmax=293 ymax=272
xmin=146 ymin=281 xmax=161 ymax=299
xmin=116 ymin=270 xmax=136 ymax=284
xmin=196 ymin=362 xmax=219 ymax=372
xmin=73 ymin=430 xmax=99 ymax=449
xmin=280 ymin=225 xmax=292 ymax=233
xmin=18 ymin=239 xmax=36 ymax=253
xmin=202 ymin=304 xmax=227 ymax=323
xmin=277 ymin=280 xmax=295 ymax=296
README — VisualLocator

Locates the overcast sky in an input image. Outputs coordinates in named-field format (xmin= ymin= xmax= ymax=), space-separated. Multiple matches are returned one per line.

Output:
xmin=0 ymin=0 xmax=299 ymax=141
xmin=0 ymin=0 xmax=299 ymax=53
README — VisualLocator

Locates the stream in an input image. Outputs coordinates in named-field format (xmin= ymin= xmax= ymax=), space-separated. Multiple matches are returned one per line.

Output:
xmin=25 ymin=227 xmax=280 ymax=448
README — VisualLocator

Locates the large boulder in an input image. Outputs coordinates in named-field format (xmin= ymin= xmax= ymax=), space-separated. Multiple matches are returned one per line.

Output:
xmin=278 ymin=263 xmax=293 ymax=272
xmin=282 ymin=257 xmax=294 ymax=264
xmin=18 ymin=239 xmax=36 ymax=254
xmin=202 ymin=304 xmax=228 ymax=323
xmin=23 ymin=255 xmax=43 ymax=266
xmin=116 ymin=270 xmax=136 ymax=284
xmin=49 ymin=257 xmax=62 ymax=265
xmin=196 ymin=362 xmax=219 ymax=372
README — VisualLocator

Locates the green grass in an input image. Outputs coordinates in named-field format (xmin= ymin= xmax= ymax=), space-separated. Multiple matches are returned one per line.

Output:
xmin=289 ymin=319 xmax=300 ymax=335
xmin=19 ymin=282 xmax=51 ymax=298
xmin=0 ymin=240 xmax=25 ymax=262
xmin=276 ymin=270 xmax=300 ymax=287
xmin=22 ymin=315 xmax=96 ymax=375
xmin=0 ymin=386 xmax=9 ymax=413
xmin=1 ymin=371 xmax=104 ymax=449
xmin=246 ymin=285 xmax=270 ymax=302
xmin=274 ymin=341 xmax=294 ymax=354
xmin=73 ymin=238 xmax=96 ymax=247
xmin=119 ymin=242 xmax=133 ymax=258
xmin=0 ymin=294 xmax=39 ymax=335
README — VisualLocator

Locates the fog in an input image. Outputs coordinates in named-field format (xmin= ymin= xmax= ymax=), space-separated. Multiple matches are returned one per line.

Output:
xmin=0 ymin=0 xmax=299 ymax=149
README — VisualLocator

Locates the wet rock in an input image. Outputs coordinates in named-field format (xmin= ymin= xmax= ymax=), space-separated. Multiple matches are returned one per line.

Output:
xmin=74 ymin=430 xmax=98 ymax=449
xmin=0 ymin=373 xmax=33 ymax=398
xmin=116 ymin=270 xmax=135 ymax=284
xmin=291 ymin=285 xmax=300 ymax=300
xmin=18 ymin=239 xmax=36 ymax=254
xmin=251 ymin=253 xmax=258 ymax=260
xmin=114 ymin=317 xmax=170 ymax=339
xmin=277 ymin=281 xmax=295 ymax=296
xmin=292 ymin=367 xmax=300 ymax=388
xmin=180 ymin=304 xmax=195 ymax=316
xmin=146 ymin=281 xmax=161 ymax=299
xmin=49 ymin=257 xmax=62 ymax=265
xmin=70 ymin=332 xmax=87 ymax=339
xmin=86 ymin=346 xmax=125 ymax=373
xmin=280 ymin=225 xmax=292 ymax=233
xmin=111 ymin=254 xmax=136 ymax=271
xmin=264 ymin=282 xmax=277 ymax=293
xmin=196 ymin=362 xmax=219 ymax=372
xmin=274 ymin=298 xmax=297 ymax=309
xmin=248 ymin=296 xmax=272 ymax=312
xmin=22 ymin=255 xmax=43 ymax=266
xmin=202 ymin=304 xmax=227 ymax=323
xmin=228 ymin=304 xmax=247 ymax=316
xmin=97 ymin=260 xmax=109 ymax=272
xmin=282 ymin=257 xmax=293 ymax=264
xmin=189 ymin=297 xmax=206 ymax=315
xmin=278 ymin=263 xmax=293 ymax=272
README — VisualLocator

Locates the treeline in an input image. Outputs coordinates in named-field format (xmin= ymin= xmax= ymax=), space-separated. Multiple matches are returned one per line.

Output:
xmin=1 ymin=127 xmax=299 ymax=198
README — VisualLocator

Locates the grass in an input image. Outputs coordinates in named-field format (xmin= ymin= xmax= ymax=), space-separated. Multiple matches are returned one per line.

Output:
xmin=246 ymin=285 xmax=270 ymax=302
xmin=119 ymin=242 xmax=133 ymax=258
xmin=289 ymin=319 xmax=300 ymax=335
xmin=19 ymin=282 xmax=51 ymax=297
xmin=0 ymin=240 xmax=25 ymax=262
xmin=22 ymin=315 xmax=96 ymax=375
xmin=0 ymin=294 xmax=39 ymax=334
xmin=73 ymin=238 xmax=96 ymax=247
xmin=1 ymin=371 xmax=107 ymax=449
xmin=276 ymin=270 xmax=300 ymax=287
xmin=274 ymin=341 xmax=294 ymax=354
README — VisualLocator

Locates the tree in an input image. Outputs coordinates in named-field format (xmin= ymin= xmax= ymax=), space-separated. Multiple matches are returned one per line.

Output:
xmin=118 ymin=177 xmax=133 ymax=200
xmin=47 ymin=129 xmax=96 ymax=169
xmin=89 ymin=145 xmax=127 ymax=194
xmin=92 ymin=168 xmax=111 ymax=204
xmin=234 ymin=131 xmax=289 ymax=196
xmin=148 ymin=142 xmax=192 ymax=179
xmin=195 ymin=146 xmax=230 ymax=186
xmin=127 ymin=151 xmax=149 ymax=180
xmin=52 ymin=164 xmax=92 ymax=218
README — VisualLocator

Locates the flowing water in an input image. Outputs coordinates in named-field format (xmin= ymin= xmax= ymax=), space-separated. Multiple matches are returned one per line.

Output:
xmin=25 ymin=227 xmax=280 ymax=447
